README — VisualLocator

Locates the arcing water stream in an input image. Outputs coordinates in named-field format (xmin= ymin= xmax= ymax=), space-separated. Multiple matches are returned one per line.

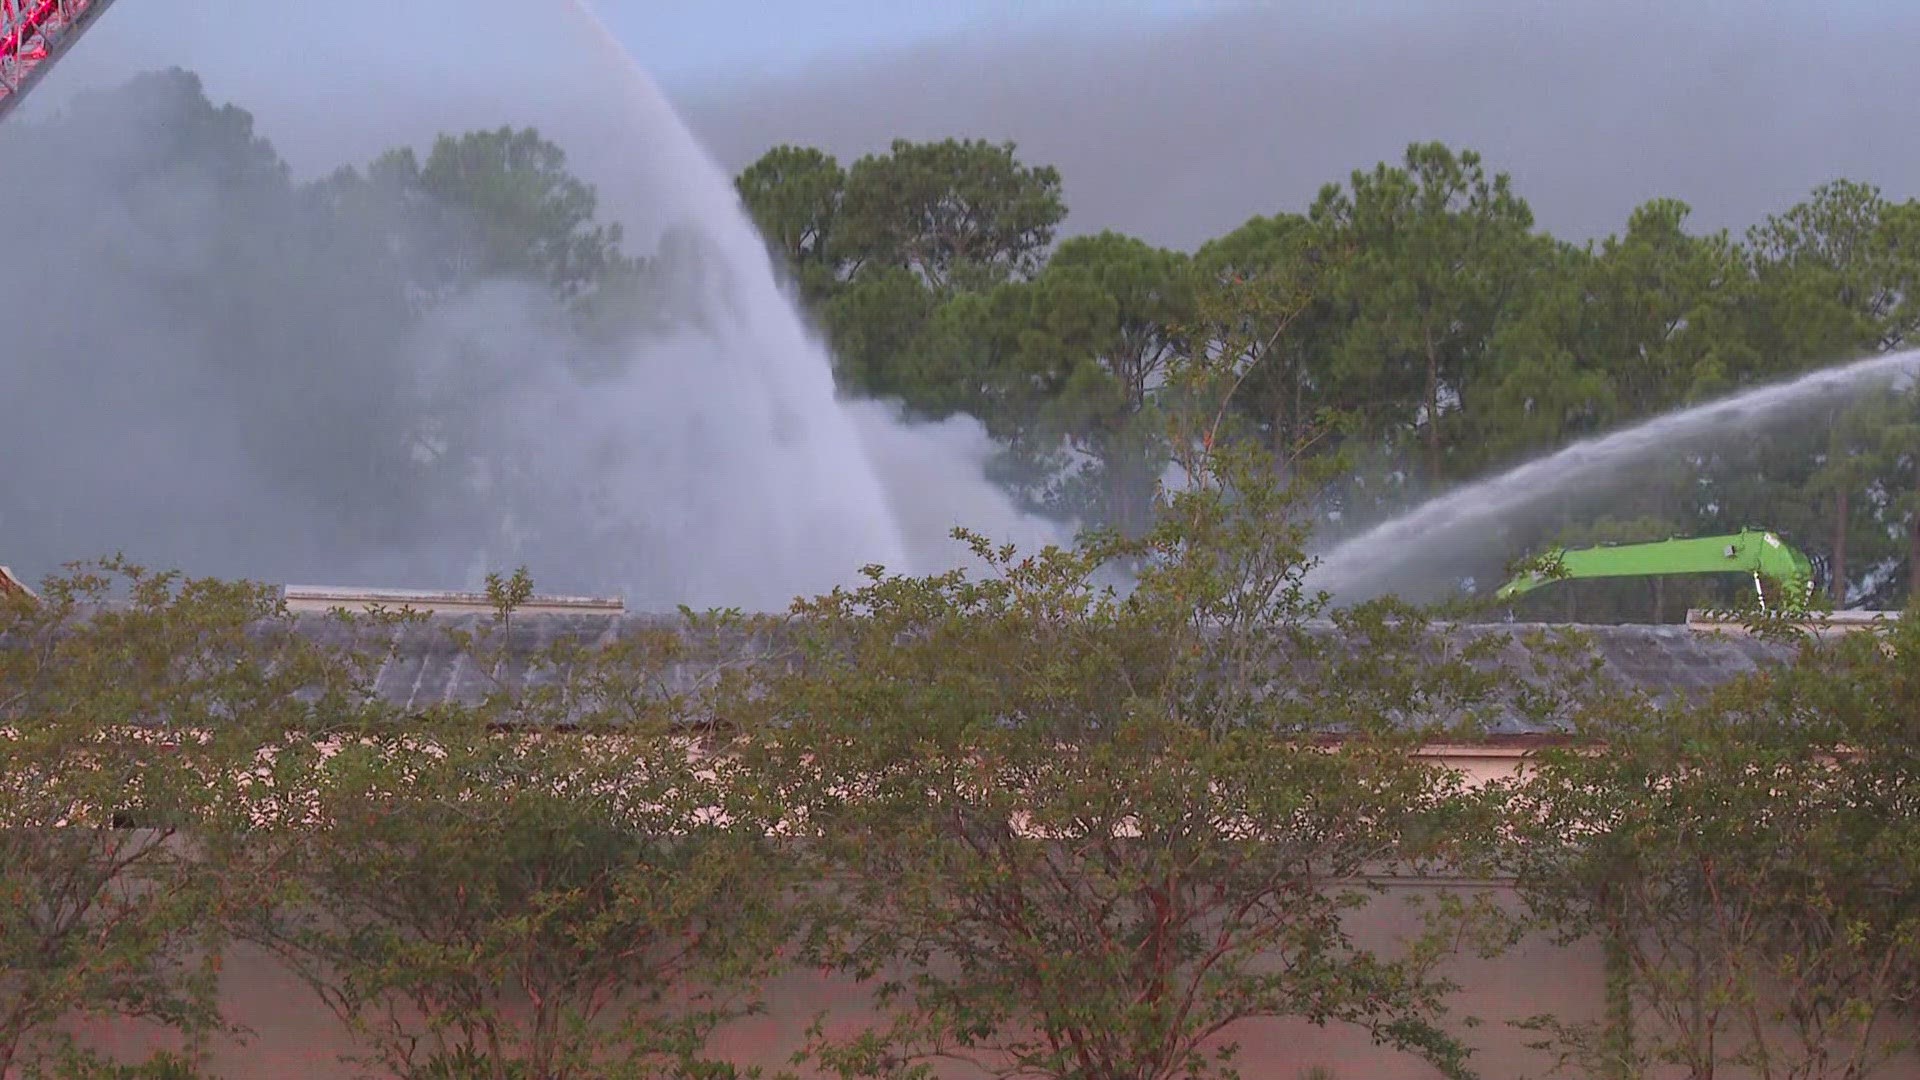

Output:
xmin=537 ymin=4 xmax=1915 ymax=617
xmin=509 ymin=0 xmax=908 ymax=607
xmin=394 ymin=7 xmax=1914 ymax=619
xmin=26 ymin=2 xmax=1909 ymax=616
xmin=548 ymin=10 xmax=1917 ymax=614
xmin=0 ymin=0 xmax=1075 ymax=616
xmin=1307 ymin=350 xmax=1920 ymax=605
xmin=458 ymin=1 xmax=1067 ymax=611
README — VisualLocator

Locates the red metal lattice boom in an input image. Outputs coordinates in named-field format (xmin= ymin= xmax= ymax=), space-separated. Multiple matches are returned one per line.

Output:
xmin=0 ymin=0 xmax=118 ymax=124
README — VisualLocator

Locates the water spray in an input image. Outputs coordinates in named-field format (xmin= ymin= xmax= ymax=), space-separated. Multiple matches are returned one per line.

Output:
xmin=1309 ymin=349 xmax=1920 ymax=604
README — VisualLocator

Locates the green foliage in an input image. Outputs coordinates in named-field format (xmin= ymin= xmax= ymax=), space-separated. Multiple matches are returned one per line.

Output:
xmin=819 ymin=266 xmax=944 ymax=401
xmin=0 ymin=557 xmax=793 ymax=1078
xmin=33 ymin=1049 xmax=209 ymax=1080
xmin=836 ymin=138 xmax=1065 ymax=290
xmin=1190 ymin=212 xmax=1349 ymax=458
xmin=1310 ymin=142 xmax=1543 ymax=485
xmin=1581 ymin=198 xmax=1756 ymax=415
xmin=20 ymin=73 xmax=1920 ymax=1079
xmin=244 ymin=726 xmax=782 ymax=1078
xmin=1746 ymin=179 xmax=1917 ymax=365
xmin=732 ymin=132 xmax=1920 ymax=613
xmin=237 ymin=594 xmax=795 ymax=1080
xmin=738 ymin=137 xmax=1065 ymax=299
xmin=404 ymin=126 xmax=627 ymax=299
xmin=735 ymin=144 xmax=847 ymax=306
xmin=1500 ymin=609 xmax=1920 ymax=1078
xmin=754 ymin=419 xmax=1507 ymax=1079
xmin=33 ymin=67 xmax=1920 ymax=618
xmin=0 ymin=559 xmax=380 ymax=1076
xmin=1025 ymin=233 xmax=1195 ymax=534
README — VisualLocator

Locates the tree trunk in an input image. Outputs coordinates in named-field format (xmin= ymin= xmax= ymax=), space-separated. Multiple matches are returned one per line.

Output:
xmin=1425 ymin=327 xmax=1442 ymax=483
xmin=1911 ymin=468 xmax=1920 ymax=601
xmin=1601 ymin=918 xmax=1637 ymax=1080
xmin=1272 ymin=341 xmax=1291 ymax=455
xmin=1832 ymin=487 xmax=1849 ymax=607
xmin=1294 ymin=363 xmax=1304 ymax=454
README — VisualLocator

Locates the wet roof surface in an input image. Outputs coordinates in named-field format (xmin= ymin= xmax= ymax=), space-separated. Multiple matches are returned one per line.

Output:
xmin=293 ymin=614 xmax=1804 ymax=735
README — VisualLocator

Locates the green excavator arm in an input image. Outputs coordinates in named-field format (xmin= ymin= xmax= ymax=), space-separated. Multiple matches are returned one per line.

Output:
xmin=1496 ymin=529 xmax=1817 ymax=610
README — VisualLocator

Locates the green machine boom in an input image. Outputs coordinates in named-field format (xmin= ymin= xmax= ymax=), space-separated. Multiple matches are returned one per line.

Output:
xmin=1496 ymin=529 xmax=1818 ymax=611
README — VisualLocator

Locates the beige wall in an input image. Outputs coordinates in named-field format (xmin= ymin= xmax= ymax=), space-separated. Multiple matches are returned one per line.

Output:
xmin=53 ymin=747 xmax=1918 ymax=1078
xmin=63 ymin=881 xmax=1920 ymax=1079
xmin=65 ymin=884 xmax=1606 ymax=1080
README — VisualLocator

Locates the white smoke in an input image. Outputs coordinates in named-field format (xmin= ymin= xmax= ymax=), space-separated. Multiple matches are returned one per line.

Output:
xmin=845 ymin=399 xmax=1076 ymax=575
xmin=397 ymin=281 xmax=1072 ymax=612
xmin=0 ymin=2 xmax=1076 ymax=611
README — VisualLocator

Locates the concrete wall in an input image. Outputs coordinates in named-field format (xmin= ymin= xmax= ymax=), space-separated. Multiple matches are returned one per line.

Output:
xmin=57 ymin=749 xmax=1919 ymax=1078
xmin=74 ymin=908 xmax=1917 ymax=1080
xmin=67 ymin=883 xmax=1607 ymax=1080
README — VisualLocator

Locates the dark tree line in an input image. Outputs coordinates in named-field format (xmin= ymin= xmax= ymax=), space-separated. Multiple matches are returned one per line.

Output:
xmin=2 ymin=75 xmax=1918 ymax=1076
xmin=4 ymin=67 xmax=1914 ymax=617
xmin=0 ymin=70 xmax=708 ymax=590
xmin=737 ymin=140 xmax=1920 ymax=616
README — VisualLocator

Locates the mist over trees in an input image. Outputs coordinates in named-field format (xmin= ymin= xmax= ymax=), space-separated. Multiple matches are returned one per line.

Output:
xmin=6 ymin=66 xmax=1920 ymax=1080
xmin=0 ymin=69 xmax=705 ymax=596
xmin=739 ymin=141 xmax=1920 ymax=617
xmin=2 ymin=68 xmax=1916 ymax=618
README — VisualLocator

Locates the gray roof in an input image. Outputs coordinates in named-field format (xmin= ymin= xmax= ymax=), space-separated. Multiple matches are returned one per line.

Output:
xmin=294 ymin=614 xmax=1805 ymax=736
xmin=1442 ymin=621 xmax=1798 ymax=734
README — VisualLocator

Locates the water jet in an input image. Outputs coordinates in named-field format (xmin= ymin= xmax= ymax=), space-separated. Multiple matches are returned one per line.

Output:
xmin=1309 ymin=350 xmax=1920 ymax=606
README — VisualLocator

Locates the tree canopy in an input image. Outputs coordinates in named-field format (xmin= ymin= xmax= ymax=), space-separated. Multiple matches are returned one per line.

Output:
xmin=736 ymin=134 xmax=1920 ymax=614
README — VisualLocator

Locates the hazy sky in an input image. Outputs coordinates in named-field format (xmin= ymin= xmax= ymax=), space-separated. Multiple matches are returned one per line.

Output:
xmin=6 ymin=1 xmax=1913 ymax=596
xmin=35 ymin=0 xmax=1920 ymax=250
xmin=598 ymin=0 xmax=1203 ymax=82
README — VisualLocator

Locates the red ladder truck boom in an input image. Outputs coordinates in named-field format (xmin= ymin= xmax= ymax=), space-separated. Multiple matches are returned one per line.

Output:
xmin=0 ymin=0 xmax=119 ymax=125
